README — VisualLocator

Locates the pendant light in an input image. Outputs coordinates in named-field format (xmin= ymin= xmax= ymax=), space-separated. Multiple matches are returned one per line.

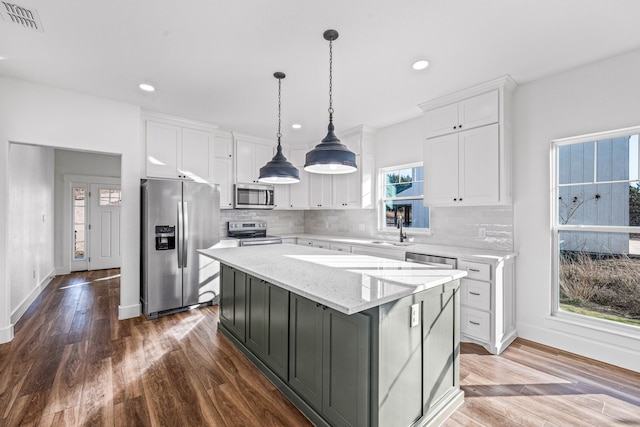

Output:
xmin=258 ymin=72 xmax=300 ymax=184
xmin=304 ymin=29 xmax=357 ymax=175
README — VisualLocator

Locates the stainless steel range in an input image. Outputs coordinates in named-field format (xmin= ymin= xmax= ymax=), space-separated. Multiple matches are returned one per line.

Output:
xmin=227 ymin=221 xmax=282 ymax=246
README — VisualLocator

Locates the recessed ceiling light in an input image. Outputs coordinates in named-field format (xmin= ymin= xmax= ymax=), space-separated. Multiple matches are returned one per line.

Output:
xmin=292 ymin=124 xmax=302 ymax=129
xmin=139 ymin=83 xmax=155 ymax=92
xmin=412 ymin=60 xmax=430 ymax=70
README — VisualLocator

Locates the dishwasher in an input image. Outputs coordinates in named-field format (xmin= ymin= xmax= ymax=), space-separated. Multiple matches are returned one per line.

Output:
xmin=405 ymin=252 xmax=457 ymax=269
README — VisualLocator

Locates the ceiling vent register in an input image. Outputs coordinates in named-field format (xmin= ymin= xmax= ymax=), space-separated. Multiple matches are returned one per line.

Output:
xmin=0 ymin=2 xmax=43 ymax=32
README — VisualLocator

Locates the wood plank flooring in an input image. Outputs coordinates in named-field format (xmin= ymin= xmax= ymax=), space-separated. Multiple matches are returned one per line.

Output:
xmin=1 ymin=269 xmax=639 ymax=426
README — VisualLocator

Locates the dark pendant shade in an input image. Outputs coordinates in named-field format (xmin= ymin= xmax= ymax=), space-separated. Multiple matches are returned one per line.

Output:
xmin=258 ymin=71 xmax=300 ymax=184
xmin=304 ymin=28 xmax=357 ymax=175
xmin=259 ymin=140 xmax=300 ymax=184
xmin=304 ymin=120 xmax=357 ymax=174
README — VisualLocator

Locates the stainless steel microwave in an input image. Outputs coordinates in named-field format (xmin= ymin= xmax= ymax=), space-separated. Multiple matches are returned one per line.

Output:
xmin=234 ymin=183 xmax=275 ymax=209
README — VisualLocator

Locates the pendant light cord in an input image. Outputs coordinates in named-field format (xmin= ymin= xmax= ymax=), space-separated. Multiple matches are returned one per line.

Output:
xmin=328 ymin=38 xmax=334 ymax=117
xmin=277 ymin=76 xmax=282 ymax=141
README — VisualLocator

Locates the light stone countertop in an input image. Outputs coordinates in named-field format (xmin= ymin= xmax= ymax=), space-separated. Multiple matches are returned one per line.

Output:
xmin=280 ymin=233 xmax=517 ymax=264
xmin=199 ymin=243 xmax=467 ymax=315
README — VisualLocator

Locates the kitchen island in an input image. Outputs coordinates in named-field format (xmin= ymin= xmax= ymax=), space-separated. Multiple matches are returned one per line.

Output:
xmin=200 ymin=244 xmax=467 ymax=427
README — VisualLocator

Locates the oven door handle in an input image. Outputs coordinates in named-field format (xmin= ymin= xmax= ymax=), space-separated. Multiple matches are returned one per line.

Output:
xmin=240 ymin=239 xmax=282 ymax=246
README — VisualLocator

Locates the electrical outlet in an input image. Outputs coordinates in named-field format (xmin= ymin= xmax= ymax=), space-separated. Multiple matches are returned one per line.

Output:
xmin=410 ymin=303 xmax=420 ymax=328
xmin=479 ymin=227 xmax=486 ymax=238
xmin=358 ymin=223 xmax=365 ymax=231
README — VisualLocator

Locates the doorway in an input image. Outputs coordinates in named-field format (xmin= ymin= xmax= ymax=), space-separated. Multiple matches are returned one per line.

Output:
xmin=67 ymin=176 xmax=121 ymax=272
xmin=55 ymin=149 xmax=122 ymax=274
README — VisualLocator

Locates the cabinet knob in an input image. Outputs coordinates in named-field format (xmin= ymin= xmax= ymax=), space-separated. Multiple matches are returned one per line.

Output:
xmin=459 ymin=198 xmax=463 ymax=201
xmin=453 ymin=198 xmax=457 ymax=201
xmin=459 ymin=124 xmax=463 ymax=129
xmin=453 ymin=126 xmax=457 ymax=130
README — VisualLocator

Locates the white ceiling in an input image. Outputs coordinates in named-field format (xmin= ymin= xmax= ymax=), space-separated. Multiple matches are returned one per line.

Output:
xmin=2 ymin=0 xmax=640 ymax=145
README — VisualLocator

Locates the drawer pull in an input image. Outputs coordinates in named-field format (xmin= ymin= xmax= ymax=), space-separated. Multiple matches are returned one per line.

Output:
xmin=468 ymin=268 xmax=481 ymax=272
xmin=469 ymin=292 xmax=481 ymax=296
xmin=469 ymin=321 xmax=481 ymax=326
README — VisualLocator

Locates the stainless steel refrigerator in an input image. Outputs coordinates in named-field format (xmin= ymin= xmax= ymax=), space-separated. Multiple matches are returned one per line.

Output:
xmin=141 ymin=178 xmax=220 ymax=319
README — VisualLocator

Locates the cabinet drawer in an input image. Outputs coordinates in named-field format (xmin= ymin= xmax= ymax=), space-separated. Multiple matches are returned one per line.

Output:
xmin=460 ymin=308 xmax=490 ymax=342
xmin=458 ymin=260 xmax=491 ymax=281
xmin=297 ymin=239 xmax=314 ymax=247
xmin=330 ymin=243 xmax=352 ymax=253
xmin=460 ymin=279 xmax=491 ymax=311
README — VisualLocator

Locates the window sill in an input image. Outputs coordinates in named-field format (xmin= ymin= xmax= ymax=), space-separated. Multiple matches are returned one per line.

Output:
xmin=547 ymin=310 xmax=640 ymax=342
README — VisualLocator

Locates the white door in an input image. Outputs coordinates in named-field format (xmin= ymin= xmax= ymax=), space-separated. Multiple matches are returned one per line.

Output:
xmin=88 ymin=183 xmax=121 ymax=270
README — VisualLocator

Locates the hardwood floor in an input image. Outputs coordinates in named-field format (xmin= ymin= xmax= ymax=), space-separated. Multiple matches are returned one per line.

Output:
xmin=1 ymin=270 xmax=639 ymax=426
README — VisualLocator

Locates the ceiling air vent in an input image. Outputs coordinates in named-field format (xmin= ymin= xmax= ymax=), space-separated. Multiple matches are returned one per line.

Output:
xmin=0 ymin=1 xmax=43 ymax=32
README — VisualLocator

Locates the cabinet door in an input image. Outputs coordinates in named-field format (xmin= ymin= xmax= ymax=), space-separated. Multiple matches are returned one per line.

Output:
xmin=219 ymin=265 xmax=247 ymax=341
xmin=322 ymin=308 xmax=370 ymax=427
xmin=420 ymin=284 xmax=459 ymax=417
xmin=289 ymin=148 xmax=309 ymax=208
xmin=214 ymin=133 xmax=234 ymax=209
xmin=424 ymin=102 xmax=459 ymax=138
xmin=458 ymin=90 xmax=498 ymax=131
xmin=309 ymin=174 xmax=332 ymax=208
xmin=236 ymin=139 xmax=274 ymax=183
xmin=235 ymin=139 xmax=255 ymax=184
xmin=459 ymin=124 xmax=499 ymax=205
xmin=332 ymin=165 xmax=360 ymax=208
xmin=181 ymin=128 xmax=212 ymax=180
xmin=146 ymin=121 xmax=180 ymax=178
xmin=246 ymin=277 xmax=290 ymax=380
xmin=214 ymin=157 xmax=233 ymax=209
xmin=246 ymin=276 xmax=268 ymax=357
xmin=423 ymin=133 xmax=459 ymax=206
xmin=289 ymin=295 xmax=323 ymax=411
xmin=265 ymin=284 xmax=290 ymax=380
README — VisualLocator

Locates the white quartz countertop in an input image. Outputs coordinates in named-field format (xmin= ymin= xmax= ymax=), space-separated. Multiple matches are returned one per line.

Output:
xmin=281 ymin=234 xmax=517 ymax=264
xmin=199 ymin=244 xmax=467 ymax=315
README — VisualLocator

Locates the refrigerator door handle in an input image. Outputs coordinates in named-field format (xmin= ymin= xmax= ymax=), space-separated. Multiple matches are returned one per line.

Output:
xmin=182 ymin=201 xmax=189 ymax=268
xmin=177 ymin=201 xmax=183 ymax=268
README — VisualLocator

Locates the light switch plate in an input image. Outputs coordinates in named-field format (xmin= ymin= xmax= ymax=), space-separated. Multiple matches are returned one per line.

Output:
xmin=410 ymin=303 xmax=420 ymax=327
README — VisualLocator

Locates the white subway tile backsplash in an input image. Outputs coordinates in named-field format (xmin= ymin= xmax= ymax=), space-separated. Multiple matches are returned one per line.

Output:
xmin=220 ymin=205 xmax=513 ymax=251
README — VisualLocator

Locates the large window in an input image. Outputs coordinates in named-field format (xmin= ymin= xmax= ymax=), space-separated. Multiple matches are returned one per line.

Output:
xmin=380 ymin=163 xmax=430 ymax=231
xmin=552 ymin=127 xmax=640 ymax=328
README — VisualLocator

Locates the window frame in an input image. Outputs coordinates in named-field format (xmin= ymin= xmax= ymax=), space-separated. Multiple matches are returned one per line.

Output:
xmin=378 ymin=162 xmax=431 ymax=234
xmin=551 ymin=125 xmax=640 ymax=333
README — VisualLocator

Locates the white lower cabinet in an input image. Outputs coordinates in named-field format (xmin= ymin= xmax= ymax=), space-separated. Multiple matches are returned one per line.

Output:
xmin=329 ymin=243 xmax=351 ymax=253
xmin=351 ymin=245 xmax=405 ymax=261
xmin=457 ymin=258 xmax=516 ymax=355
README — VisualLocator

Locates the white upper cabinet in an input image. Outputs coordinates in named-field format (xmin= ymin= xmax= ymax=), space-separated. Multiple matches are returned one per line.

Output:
xmin=425 ymin=90 xmax=499 ymax=139
xmin=288 ymin=147 xmax=309 ymax=209
xmin=420 ymin=76 xmax=515 ymax=207
xmin=144 ymin=113 xmax=218 ymax=181
xmin=235 ymin=135 xmax=274 ymax=184
xmin=214 ymin=131 xmax=234 ymax=209
xmin=424 ymin=124 xmax=499 ymax=205
xmin=146 ymin=121 xmax=181 ymax=178
xmin=307 ymin=126 xmax=376 ymax=210
xmin=181 ymin=127 xmax=213 ymax=179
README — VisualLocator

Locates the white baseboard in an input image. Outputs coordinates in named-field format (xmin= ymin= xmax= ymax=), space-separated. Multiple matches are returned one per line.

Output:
xmin=55 ymin=266 xmax=69 ymax=275
xmin=0 ymin=322 xmax=14 ymax=343
xmin=119 ymin=303 xmax=141 ymax=320
xmin=518 ymin=321 xmax=640 ymax=373
xmin=11 ymin=269 xmax=55 ymax=324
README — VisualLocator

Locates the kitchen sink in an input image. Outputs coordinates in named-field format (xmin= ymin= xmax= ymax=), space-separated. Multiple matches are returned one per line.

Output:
xmin=370 ymin=241 xmax=414 ymax=247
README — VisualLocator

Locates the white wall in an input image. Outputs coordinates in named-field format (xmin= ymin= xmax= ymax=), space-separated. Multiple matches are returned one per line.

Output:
xmin=513 ymin=48 xmax=640 ymax=372
xmin=0 ymin=76 xmax=142 ymax=343
xmin=54 ymin=150 xmax=121 ymax=272
xmin=8 ymin=144 xmax=55 ymax=323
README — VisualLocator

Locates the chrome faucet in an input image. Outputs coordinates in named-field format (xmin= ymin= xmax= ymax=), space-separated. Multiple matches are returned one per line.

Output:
xmin=397 ymin=213 xmax=407 ymax=242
